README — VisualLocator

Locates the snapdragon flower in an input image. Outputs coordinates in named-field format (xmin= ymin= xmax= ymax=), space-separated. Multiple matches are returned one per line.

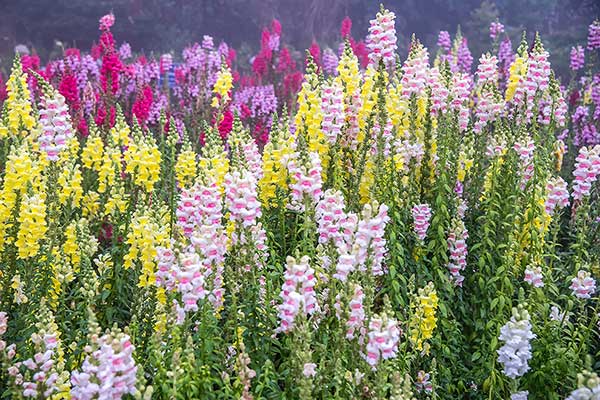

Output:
xmin=497 ymin=306 xmax=535 ymax=379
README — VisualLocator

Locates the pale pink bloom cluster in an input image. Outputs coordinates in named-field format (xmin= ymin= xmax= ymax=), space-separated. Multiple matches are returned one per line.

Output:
xmin=447 ymin=218 xmax=468 ymax=286
xmin=71 ymin=332 xmax=137 ymax=400
xmin=474 ymin=90 xmax=504 ymax=134
xmin=513 ymin=139 xmax=535 ymax=190
xmin=523 ymin=50 xmax=551 ymax=121
xmin=544 ymin=177 xmax=570 ymax=216
xmin=321 ymin=80 xmax=344 ymax=144
xmin=345 ymin=284 xmax=365 ymax=340
xmin=451 ymin=73 xmax=472 ymax=132
xmin=99 ymin=13 xmax=115 ymax=31
xmin=241 ymin=137 xmax=264 ymax=181
xmin=316 ymin=190 xmax=347 ymax=245
xmin=371 ymin=118 xmax=394 ymax=157
xmin=367 ymin=8 xmax=397 ymax=67
xmin=364 ymin=314 xmax=401 ymax=369
xmin=572 ymin=145 xmax=600 ymax=202
xmin=225 ymin=170 xmax=262 ymax=227
xmin=0 ymin=311 xmax=6 ymax=351
xmin=524 ymin=266 xmax=544 ymax=288
xmin=38 ymin=92 xmax=74 ymax=161
xmin=287 ymin=151 xmax=323 ymax=209
xmin=172 ymin=251 xmax=207 ymax=316
xmin=302 ymin=363 xmax=317 ymax=378
xmin=489 ymin=21 xmax=504 ymax=40
xmin=393 ymin=140 xmax=425 ymax=172
xmin=427 ymin=67 xmax=449 ymax=116
xmin=15 ymin=333 xmax=60 ymax=398
xmin=191 ymin=224 xmax=228 ymax=310
xmin=401 ymin=45 xmax=429 ymax=98
xmin=476 ymin=54 xmax=499 ymax=86
xmin=353 ymin=203 xmax=389 ymax=276
xmin=277 ymin=256 xmax=317 ymax=333
xmin=344 ymin=90 xmax=362 ymax=149
xmin=570 ymin=270 xmax=596 ymax=299
xmin=412 ymin=203 xmax=432 ymax=242
xmin=553 ymin=94 xmax=568 ymax=127
xmin=176 ymin=181 xmax=223 ymax=236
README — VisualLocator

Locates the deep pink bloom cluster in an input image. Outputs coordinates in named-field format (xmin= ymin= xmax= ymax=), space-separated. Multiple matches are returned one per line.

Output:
xmin=321 ymin=80 xmax=344 ymax=144
xmin=544 ymin=177 xmax=570 ymax=216
xmin=569 ymin=270 xmax=596 ymax=299
xmin=572 ymin=145 xmax=600 ymax=202
xmin=412 ymin=204 xmax=432 ymax=242
xmin=71 ymin=332 xmax=137 ymax=399
xmin=364 ymin=314 xmax=401 ymax=369
xmin=367 ymin=8 xmax=397 ymax=67
xmin=570 ymin=46 xmax=585 ymax=71
xmin=587 ymin=20 xmax=600 ymax=50
xmin=277 ymin=255 xmax=317 ymax=333
xmin=524 ymin=266 xmax=544 ymax=288
xmin=38 ymin=91 xmax=74 ymax=161
xmin=514 ymin=139 xmax=536 ymax=190
xmin=489 ymin=22 xmax=505 ymax=40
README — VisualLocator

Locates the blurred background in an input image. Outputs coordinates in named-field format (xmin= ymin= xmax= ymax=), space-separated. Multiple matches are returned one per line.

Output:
xmin=0 ymin=0 xmax=599 ymax=77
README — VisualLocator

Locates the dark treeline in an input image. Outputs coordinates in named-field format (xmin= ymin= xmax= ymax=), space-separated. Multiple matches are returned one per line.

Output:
xmin=0 ymin=0 xmax=599 ymax=77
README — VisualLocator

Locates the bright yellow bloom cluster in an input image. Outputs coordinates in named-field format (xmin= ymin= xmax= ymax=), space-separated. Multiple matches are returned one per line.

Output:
xmin=110 ymin=113 xmax=131 ymax=146
xmin=124 ymin=135 xmax=161 ymax=192
xmin=387 ymin=78 xmax=408 ymax=132
xmin=58 ymin=160 xmax=83 ymax=207
xmin=175 ymin=144 xmax=198 ymax=188
xmin=3 ymin=59 xmax=36 ymax=136
xmin=104 ymin=184 xmax=128 ymax=216
xmin=16 ymin=193 xmax=48 ymax=259
xmin=124 ymin=208 xmax=169 ymax=288
xmin=259 ymin=125 xmax=293 ymax=207
xmin=295 ymin=69 xmax=327 ymax=164
xmin=199 ymin=154 xmax=230 ymax=189
xmin=81 ymin=133 xmax=104 ymax=171
xmin=409 ymin=282 xmax=439 ymax=351
xmin=63 ymin=222 xmax=81 ymax=267
xmin=212 ymin=64 xmax=233 ymax=107
xmin=357 ymin=67 xmax=378 ymax=139
xmin=82 ymin=191 xmax=101 ymax=219
xmin=505 ymin=56 xmax=527 ymax=102
xmin=337 ymin=44 xmax=361 ymax=99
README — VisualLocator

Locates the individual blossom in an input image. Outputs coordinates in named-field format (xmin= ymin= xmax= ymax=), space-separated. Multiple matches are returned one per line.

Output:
xmin=549 ymin=306 xmax=568 ymax=323
xmin=367 ymin=6 xmax=397 ymax=67
xmin=412 ymin=203 xmax=432 ymax=242
xmin=569 ymin=270 xmax=596 ymax=299
xmin=524 ymin=265 xmax=544 ymax=288
xmin=364 ymin=313 xmax=401 ymax=369
xmin=302 ymin=363 xmax=317 ymax=378
xmin=511 ymin=391 xmax=529 ymax=400
xmin=277 ymin=256 xmax=317 ymax=333
xmin=497 ymin=306 xmax=535 ymax=379
xmin=415 ymin=370 xmax=433 ymax=393
xmin=570 ymin=46 xmax=585 ymax=71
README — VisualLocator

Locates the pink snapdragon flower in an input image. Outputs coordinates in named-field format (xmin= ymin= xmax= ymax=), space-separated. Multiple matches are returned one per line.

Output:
xmin=277 ymin=256 xmax=317 ymax=333
xmin=544 ymin=177 xmax=570 ymax=216
xmin=412 ymin=204 xmax=432 ymax=242
xmin=570 ymin=270 xmax=596 ymax=299
xmin=364 ymin=314 xmax=401 ymax=369
xmin=367 ymin=7 xmax=397 ymax=67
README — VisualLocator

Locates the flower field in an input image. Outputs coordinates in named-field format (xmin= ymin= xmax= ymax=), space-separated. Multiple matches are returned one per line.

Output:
xmin=0 ymin=6 xmax=600 ymax=399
